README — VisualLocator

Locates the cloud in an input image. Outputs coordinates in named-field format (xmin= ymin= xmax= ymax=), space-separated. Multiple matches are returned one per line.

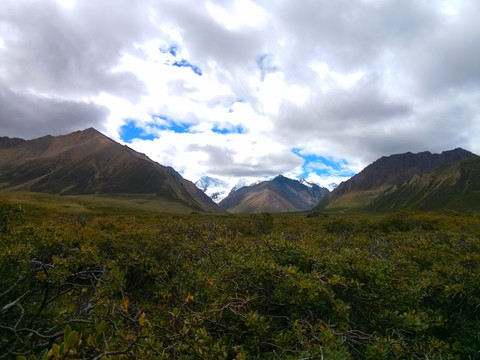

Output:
xmin=402 ymin=2 xmax=480 ymax=94
xmin=0 ymin=0 xmax=148 ymax=100
xmin=187 ymin=143 xmax=303 ymax=177
xmin=155 ymin=1 xmax=266 ymax=71
xmin=273 ymin=74 xmax=412 ymax=162
xmin=126 ymin=131 xmax=303 ymax=182
xmin=0 ymin=83 xmax=108 ymax=138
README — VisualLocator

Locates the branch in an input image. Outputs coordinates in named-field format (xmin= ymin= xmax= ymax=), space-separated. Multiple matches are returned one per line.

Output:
xmin=1 ymin=290 xmax=31 ymax=312
xmin=92 ymin=335 xmax=149 ymax=360
xmin=0 ymin=324 xmax=62 ymax=339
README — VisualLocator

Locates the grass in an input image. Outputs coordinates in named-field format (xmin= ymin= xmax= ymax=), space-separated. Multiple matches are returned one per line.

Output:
xmin=0 ymin=191 xmax=202 ymax=222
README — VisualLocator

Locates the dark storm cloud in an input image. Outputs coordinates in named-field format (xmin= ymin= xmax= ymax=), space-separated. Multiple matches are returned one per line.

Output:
xmin=0 ymin=83 xmax=108 ymax=139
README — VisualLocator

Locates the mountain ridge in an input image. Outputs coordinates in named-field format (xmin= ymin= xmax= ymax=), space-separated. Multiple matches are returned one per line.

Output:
xmin=316 ymin=147 xmax=478 ymax=211
xmin=0 ymin=128 xmax=222 ymax=213
xmin=368 ymin=156 xmax=480 ymax=212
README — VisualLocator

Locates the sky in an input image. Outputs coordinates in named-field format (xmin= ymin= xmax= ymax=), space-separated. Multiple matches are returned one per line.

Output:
xmin=1 ymin=0 xmax=479 ymax=189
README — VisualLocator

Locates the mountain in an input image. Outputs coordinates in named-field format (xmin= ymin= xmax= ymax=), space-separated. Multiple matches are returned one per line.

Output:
xmin=369 ymin=157 xmax=480 ymax=212
xmin=0 ymin=128 xmax=221 ymax=213
xmin=195 ymin=176 xmax=272 ymax=203
xmin=195 ymin=176 xmax=230 ymax=203
xmin=317 ymin=148 xmax=478 ymax=211
xmin=219 ymin=175 xmax=329 ymax=213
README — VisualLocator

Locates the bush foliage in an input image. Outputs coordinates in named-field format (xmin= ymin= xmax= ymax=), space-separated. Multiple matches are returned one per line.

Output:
xmin=1 ymin=204 xmax=479 ymax=359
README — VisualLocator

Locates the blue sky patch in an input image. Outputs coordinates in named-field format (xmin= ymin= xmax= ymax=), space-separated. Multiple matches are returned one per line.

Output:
xmin=120 ymin=120 xmax=155 ymax=142
xmin=120 ymin=116 xmax=194 ymax=142
xmin=152 ymin=115 xmax=192 ymax=133
xmin=168 ymin=46 xmax=177 ymax=57
xmin=293 ymin=149 xmax=357 ymax=178
xmin=172 ymin=59 xmax=202 ymax=76
xmin=167 ymin=122 xmax=192 ymax=133
xmin=212 ymin=124 xmax=245 ymax=134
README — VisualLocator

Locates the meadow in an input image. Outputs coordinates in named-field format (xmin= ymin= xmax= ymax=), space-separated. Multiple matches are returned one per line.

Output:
xmin=1 ymin=196 xmax=479 ymax=359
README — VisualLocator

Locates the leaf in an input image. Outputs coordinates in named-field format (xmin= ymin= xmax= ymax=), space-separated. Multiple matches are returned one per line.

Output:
xmin=51 ymin=344 xmax=59 ymax=356
xmin=59 ymin=343 xmax=65 ymax=356
xmin=123 ymin=297 xmax=130 ymax=312
xmin=97 ymin=320 xmax=106 ymax=333
xmin=96 ymin=331 xmax=104 ymax=345
xmin=39 ymin=349 xmax=48 ymax=360
xmin=63 ymin=325 xmax=72 ymax=344
xmin=66 ymin=331 xmax=79 ymax=348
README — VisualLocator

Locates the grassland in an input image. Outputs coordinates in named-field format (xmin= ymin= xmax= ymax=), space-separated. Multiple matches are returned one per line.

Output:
xmin=0 ymin=192 xmax=203 ymax=221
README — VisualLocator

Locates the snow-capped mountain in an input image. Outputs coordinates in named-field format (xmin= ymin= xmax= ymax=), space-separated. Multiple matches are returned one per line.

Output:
xmin=298 ymin=177 xmax=318 ymax=188
xmin=194 ymin=176 xmax=231 ymax=202
xmin=196 ymin=174 xmax=332 ymax=205
xmin=219 ymin=175 xmax=330 ymax=213
xmin=195 ymin=176 xmax=273 ymax=203
xmin=195 ymin=176 xmax=228 ymax=192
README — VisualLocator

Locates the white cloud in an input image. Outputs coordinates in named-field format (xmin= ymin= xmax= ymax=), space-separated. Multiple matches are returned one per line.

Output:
xmin=126 ymin=130 xmax=303 ymax=182
xmin=206 ymin=0 xmax=268 ymax=31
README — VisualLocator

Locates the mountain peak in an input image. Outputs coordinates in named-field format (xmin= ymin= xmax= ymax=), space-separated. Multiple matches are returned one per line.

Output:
xmin=81 ymin=127 xmax=102 ymax=135
xmin=272 ymin=175 xmax=290 ymax=183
